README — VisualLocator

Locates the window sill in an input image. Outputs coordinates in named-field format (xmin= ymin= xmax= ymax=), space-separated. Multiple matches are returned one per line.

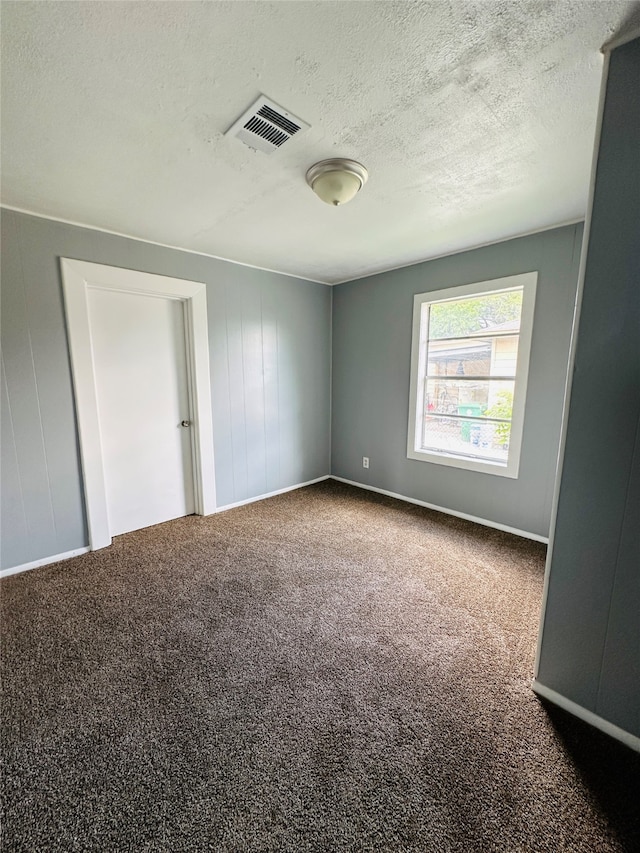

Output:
xmin=407 ymin=447 xmax=519 ymax=478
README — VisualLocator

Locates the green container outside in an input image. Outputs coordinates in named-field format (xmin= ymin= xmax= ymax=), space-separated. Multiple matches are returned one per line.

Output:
xmin=458 ymin=404 xmax=485 ymax=441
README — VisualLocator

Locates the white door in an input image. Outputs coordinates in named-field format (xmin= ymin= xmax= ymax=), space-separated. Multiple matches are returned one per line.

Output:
xmin=87 ymin=287 xmax=195 ymax=536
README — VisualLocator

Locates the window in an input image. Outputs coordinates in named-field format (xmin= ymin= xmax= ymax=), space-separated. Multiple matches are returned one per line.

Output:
xmin=407 ymin=272 xmax=537 ymax=478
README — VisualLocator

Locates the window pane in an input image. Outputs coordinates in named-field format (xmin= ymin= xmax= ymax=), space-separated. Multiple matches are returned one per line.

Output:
xmin=428 ymin=289 xmax=523 ymax=340
xmin=424 ymin=378 xmax=515 ymax=418
xmin=421 ymin=415 xmax=511 ymax=464
xmin=409 ymin=272 xmax=537 ymax=475
xmin=427 ymin=335 xmax=520 ymax=378
xmin=427 ymin=338 xmax=492 ymax=376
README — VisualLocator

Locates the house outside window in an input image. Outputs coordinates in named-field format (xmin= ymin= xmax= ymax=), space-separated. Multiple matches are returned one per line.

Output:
xmin=407 ymin=272 xmax=537 ymax=478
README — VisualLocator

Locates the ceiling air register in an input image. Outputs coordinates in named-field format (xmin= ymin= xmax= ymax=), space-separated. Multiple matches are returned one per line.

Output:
xmin=226 ymin=96 xmax=310 ymax=153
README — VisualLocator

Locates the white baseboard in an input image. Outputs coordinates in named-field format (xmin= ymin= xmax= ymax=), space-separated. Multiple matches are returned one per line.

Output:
xmin=215 ymin=475 xmax=331 ymax=513
xmin=0 ymin=546 xmax=91 ymax=579
xmin=1 ymin=478 xmax=332 ymax=577
xmin=331 ymin=476 xmax=548 ymax=543
xmin=1 ymin=474 xmax=543 ymax=576
xmin=532 ymin=679 xmax=640 ymax=752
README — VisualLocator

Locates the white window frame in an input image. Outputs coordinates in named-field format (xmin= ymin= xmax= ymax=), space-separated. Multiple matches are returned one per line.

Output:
xmin=407 ymin=271 xmax=537 ymax=478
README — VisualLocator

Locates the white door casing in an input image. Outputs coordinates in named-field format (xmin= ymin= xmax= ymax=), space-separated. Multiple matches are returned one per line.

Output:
xmin=61 ymin=259 xmax=216 ymax=549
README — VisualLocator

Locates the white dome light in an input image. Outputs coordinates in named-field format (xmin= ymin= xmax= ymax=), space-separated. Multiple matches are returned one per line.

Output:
xmin=306 ymin=159 xmax=368 ymax=206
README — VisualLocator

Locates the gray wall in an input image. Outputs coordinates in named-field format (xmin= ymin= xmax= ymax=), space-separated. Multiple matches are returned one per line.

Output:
xmin=536 ymin=38 xmax=640 ymax=737
xmin=331 ymin=223 xmax=582 ymax=538
xmin=1 ymin=210 xmax=331 ymax=570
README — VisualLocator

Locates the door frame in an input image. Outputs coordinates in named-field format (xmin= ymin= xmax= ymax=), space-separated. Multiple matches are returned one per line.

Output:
xmin=61 ymin=259 xmax=216 ymax=550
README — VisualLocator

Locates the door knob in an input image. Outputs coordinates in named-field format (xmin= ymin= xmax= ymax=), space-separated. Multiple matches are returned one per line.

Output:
xmin=181 ymin=420 xmax=191 ymax=427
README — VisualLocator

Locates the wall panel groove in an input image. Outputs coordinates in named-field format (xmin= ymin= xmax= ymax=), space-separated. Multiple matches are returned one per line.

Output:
xmin=1 ymin=209 xmax=331 ymax=570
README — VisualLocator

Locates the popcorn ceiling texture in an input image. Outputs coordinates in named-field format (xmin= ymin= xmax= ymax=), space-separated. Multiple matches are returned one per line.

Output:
xmin=2 ymin=481 xmax=639 ymax=851
xmin=1 ymin=1 xmax=639 ymax=282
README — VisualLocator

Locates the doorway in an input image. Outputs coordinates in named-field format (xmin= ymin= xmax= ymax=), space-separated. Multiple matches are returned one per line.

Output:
xmin=62 ymin=259 xmax=216 ymax=550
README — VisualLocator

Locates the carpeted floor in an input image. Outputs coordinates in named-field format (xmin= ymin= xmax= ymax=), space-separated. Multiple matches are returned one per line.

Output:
xmin=1 ymin=480 xmax=638 ymax=852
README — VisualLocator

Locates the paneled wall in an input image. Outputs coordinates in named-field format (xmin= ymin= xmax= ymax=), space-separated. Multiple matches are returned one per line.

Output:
xmin=535 ymin=37 xmax=640 ymax=739
xmin=1 ymin=210 xmax=331 ymax=570
xmin=331 ymin=223 xmax=582 ymax=539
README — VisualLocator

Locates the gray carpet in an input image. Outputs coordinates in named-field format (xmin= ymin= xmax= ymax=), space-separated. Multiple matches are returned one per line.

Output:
xmin=1 ymin=480 xmax=638 ymax=852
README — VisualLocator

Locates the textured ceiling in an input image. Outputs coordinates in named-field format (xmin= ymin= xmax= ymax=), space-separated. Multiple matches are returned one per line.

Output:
xmin=1 ymin=1 xmax=638 ymax=284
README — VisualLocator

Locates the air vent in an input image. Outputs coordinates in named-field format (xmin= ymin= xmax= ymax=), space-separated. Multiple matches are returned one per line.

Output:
xmin=225 ymin=95 xmax=310 ymax=154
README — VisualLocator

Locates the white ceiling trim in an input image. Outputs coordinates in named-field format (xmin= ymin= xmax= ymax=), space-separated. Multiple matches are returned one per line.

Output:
xmin=601 ymin=24 xmax=640 ymax=51
xmin=311 ymin=218 xmax=584 ymax=285
xmin=2 ymin=204 xmax=584 ymax=287
xmin=0 ymin=204 xmax=331 ymax=286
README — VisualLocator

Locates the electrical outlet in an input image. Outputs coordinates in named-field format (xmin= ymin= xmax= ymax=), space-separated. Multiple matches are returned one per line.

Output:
xmin=362 ymin=456 xmax=369 ymax=469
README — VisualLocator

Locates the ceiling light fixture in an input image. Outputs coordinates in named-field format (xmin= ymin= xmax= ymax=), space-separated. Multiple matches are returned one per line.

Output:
xmin=306 ymin=158 xmax=368 ymax=206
